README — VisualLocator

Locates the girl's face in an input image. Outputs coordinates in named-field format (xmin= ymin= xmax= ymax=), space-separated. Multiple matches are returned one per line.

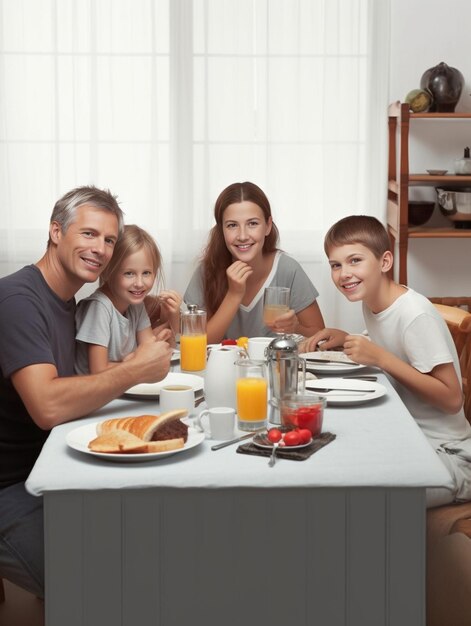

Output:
xmin=222 ymin=201 xmax=272 ymax=265
xmin=108 ymin=247 xmax=155 ymax=313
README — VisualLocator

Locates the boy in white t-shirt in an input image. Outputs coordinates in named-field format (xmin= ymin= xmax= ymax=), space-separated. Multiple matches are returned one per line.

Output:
xmin=302 ymin=215 xmax=471 ymax=507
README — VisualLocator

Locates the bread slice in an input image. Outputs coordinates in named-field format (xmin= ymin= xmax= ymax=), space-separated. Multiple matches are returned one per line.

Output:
xmin=146 ymin=438 xmax=185 ymax=452
xmin=88 ymin=430 xmax=149 ymax=454
xmin=96 ymin=409 xmax=188 ymax=441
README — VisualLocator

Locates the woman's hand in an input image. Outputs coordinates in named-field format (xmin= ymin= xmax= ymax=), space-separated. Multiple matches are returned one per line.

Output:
xmin=226 ymin=261 xmax=253 ymax=298
xmin=266 ymin=309 xmax=299 ymax=334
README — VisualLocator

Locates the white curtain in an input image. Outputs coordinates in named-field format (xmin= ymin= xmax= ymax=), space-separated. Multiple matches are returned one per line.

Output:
xmin=0 ymin=0 xmax=390 ymax=325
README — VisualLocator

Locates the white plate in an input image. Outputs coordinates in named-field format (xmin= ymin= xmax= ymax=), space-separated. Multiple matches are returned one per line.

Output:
xmin=301 ymin=351 xmax=366 ymax=374
xmin=171 ymin=349 xmax=180 ymax=363
xmin=66 ymin=422 xmax=205 ymax=463
xmin=252 ymin=433 xmax=312 ymax=450
xmin=305 ymin=377 xmax=386 ymax=405
xmin=124 ymin=372 xmax=204 ymax=399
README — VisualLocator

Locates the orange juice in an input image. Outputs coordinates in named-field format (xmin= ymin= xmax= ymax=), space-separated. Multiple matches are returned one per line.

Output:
xmin=236 ymin=377 xmax=268 ymax=422
xmin=180 ymin=334 xmax=207 ymax=371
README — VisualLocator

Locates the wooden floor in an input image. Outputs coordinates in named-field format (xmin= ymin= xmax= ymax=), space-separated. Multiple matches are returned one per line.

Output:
xmin=0 ymin=580 xmax=44 ymax=626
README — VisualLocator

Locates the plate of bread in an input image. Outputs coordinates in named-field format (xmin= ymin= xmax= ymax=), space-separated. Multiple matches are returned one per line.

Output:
xmin=66 ymin=409 xmax=205 ymax=462
xmin=124 ymin=372 xmax=204 ymax=400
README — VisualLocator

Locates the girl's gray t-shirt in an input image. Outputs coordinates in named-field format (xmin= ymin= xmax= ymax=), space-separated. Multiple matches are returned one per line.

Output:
xmin=75 ymin=289 xmax=150 ymax=374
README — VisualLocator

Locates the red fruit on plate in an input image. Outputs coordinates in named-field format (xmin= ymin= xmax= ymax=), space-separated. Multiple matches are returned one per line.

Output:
xmin=296 ymin=428 xmax=312 ymax=445
xmin=283 ymin=431 xmax=302 ymax=446
xmin=221 ymin=338 xmax=237 ymax=345
xmin=267 ymin=428 xmax=282 ymax=443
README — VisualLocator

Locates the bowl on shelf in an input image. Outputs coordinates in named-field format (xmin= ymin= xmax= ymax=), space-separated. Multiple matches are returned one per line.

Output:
xmin=426 ymin=169 xmax=448 ymax=176
xmin=408 ymin=200 xmax=435 ymax=226
xmin=436 ymin=187 xmax=471 ymax=228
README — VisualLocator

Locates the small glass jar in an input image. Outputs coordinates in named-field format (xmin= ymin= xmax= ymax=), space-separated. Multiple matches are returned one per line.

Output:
xmin=280 ymin=394 xmax=326 ymax=437
xmin=180 ymin=305 xmax=207 ymax=372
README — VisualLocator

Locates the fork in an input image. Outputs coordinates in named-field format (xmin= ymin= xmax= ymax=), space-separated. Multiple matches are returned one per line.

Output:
xmin=268 ymin=441 xmax=280 ymax=467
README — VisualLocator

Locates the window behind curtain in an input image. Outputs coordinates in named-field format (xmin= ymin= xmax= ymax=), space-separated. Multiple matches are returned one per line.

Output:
xmin=0 ymin=0 xmax=388 ymax=314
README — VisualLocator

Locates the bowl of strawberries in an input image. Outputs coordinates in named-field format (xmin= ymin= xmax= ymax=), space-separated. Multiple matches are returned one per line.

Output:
xmin=280 ymin=394 xmax=325 ymax=437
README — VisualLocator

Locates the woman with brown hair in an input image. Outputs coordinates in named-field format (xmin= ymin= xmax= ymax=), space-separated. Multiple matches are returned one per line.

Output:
xmin=184 ymin=181 xmax=324 ymax=344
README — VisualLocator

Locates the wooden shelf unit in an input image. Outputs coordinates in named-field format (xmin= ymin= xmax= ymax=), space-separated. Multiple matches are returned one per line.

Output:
xmin=387 ymin=101 xmax=471 ymax=285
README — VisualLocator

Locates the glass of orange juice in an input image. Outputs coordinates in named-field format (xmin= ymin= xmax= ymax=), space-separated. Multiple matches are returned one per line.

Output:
xmin=180 ymin=305 xmax=207 ymax=372
xmin=235 ymin=359 xmax=268 ymax=431
xmin=263 ymin=286 xmax=290 ymax=332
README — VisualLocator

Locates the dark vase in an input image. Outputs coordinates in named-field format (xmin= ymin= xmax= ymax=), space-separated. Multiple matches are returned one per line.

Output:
xmin=420 ymin=62 xmax=464 ymax=112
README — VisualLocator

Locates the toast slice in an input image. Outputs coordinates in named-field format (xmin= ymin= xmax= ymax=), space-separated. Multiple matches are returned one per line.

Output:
xmin=88 ymin=429 xmax=149 ymax=454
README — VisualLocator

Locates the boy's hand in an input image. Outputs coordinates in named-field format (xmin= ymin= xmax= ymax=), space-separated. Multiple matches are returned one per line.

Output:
xmin=343 ymin=334 xmax=384 ymax=367
xmin=299 ymin=328 xmax=347 ymax=353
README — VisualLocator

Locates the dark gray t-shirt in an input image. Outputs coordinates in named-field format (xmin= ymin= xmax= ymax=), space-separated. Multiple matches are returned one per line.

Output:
xmin=184 ymin=251 xmax=319 ymax=339
xmin=0 ymin=265 xmax=76 ymax=487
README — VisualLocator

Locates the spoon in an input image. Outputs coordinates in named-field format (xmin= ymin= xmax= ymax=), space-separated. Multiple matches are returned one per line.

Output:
xmin=268 ymin=441 xmax=280 ymax=467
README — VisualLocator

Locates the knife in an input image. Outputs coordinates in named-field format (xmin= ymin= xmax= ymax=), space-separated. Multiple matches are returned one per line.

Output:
xmin=306 ymin=386 xmax=376 ymax=393
xmin=211 ymin=429 xmax=265 ymax=451
xmin=305 ymin=358 xmax=361 ymax=366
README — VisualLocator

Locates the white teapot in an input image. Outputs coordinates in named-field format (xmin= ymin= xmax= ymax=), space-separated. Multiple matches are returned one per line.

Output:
xmin=204 ymin=345 xmax=246 ymax=410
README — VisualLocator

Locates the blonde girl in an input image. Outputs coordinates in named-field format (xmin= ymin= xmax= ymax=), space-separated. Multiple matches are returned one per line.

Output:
xmin=75 ymin=224 xmax=181 ymax=374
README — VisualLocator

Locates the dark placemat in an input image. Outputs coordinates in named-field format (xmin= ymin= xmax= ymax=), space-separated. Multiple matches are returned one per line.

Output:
xmin=236 ymin=432 xmax=336 ymax=461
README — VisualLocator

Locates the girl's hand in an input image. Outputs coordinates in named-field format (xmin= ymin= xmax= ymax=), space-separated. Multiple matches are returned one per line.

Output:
xmin=158 ymin=290 xmax=182 ymax=336
xmin=298 ymin=328 xmax=347 ymax=353
xmin=226 ymin=261 xmax=253 ymax=297
xmin=267 ymin=309 xmax=298 ymax=335
xmin=158 ymin=290 xmax=182 ymax=316
xmin=343 ymin=334 xmax=383 ymax=366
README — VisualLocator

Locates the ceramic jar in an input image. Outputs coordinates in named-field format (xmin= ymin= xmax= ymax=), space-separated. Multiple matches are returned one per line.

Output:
xmin=420 ymin=62 xmax=464 ymax=112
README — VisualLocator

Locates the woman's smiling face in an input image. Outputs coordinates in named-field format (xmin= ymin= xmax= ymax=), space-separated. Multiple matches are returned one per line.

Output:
xmin=222 ymin=201 xmax=272 ymax=264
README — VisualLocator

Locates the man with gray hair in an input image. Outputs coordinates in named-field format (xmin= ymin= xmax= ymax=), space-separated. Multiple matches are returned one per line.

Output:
xmin=0 ymin=185 xmax=172 ymax=598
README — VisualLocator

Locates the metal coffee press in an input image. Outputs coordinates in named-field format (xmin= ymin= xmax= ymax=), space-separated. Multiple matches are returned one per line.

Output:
xmin=266 ymin=335 xmax=306 ymax=425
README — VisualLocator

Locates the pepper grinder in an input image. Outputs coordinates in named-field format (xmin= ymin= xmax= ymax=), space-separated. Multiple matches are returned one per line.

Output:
xmin=455 ymin=147 xmax=471 ymax=175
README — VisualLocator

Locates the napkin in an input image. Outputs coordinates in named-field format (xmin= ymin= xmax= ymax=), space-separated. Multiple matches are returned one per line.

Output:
xmin=236 ymin=432 xmax=336 ymax=461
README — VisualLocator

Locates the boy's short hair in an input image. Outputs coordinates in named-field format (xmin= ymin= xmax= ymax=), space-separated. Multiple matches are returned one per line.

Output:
xmin=324 ymin=215 xmax=392 ymax=259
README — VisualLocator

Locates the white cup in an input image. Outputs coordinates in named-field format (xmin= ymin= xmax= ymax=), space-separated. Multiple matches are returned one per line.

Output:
xmin=247 ymin=337 xmax=272 ymax=361
xmin=194 ymin=407 xmax=235 ymax=440
xmin=159 ymin=385 xmax=195 ymax=416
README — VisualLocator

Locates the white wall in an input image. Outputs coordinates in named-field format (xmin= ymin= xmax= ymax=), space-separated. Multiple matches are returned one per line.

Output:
xmin=389 ymin=0 xmax=471 ymax=298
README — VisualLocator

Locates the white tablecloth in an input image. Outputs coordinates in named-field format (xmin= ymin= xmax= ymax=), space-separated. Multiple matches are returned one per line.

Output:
xmin=26 ymin=373 xmax=453 ymax=495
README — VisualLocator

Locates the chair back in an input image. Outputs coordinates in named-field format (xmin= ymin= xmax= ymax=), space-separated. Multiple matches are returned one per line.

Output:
xmin=433 ymin=303 xmax=471 ymax=424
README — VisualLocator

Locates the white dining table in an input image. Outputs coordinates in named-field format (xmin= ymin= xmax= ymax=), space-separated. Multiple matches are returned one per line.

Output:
xmin=26 ymin=372 xmax=452 ymax=626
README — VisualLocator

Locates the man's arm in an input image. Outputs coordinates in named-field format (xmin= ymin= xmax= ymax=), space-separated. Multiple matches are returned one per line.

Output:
xmin=11 ymin=338 xmax=172 ymax=430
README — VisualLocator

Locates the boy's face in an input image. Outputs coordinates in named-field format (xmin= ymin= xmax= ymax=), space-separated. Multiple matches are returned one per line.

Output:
xmin=327 ymin=242 xmax=390 ymax=304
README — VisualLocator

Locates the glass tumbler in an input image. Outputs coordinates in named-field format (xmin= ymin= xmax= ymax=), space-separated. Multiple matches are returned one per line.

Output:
xmin=235 ymin=359 xmax=268 ymax=431
xmin=263 ymin=286 xmax=290 ymax=332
